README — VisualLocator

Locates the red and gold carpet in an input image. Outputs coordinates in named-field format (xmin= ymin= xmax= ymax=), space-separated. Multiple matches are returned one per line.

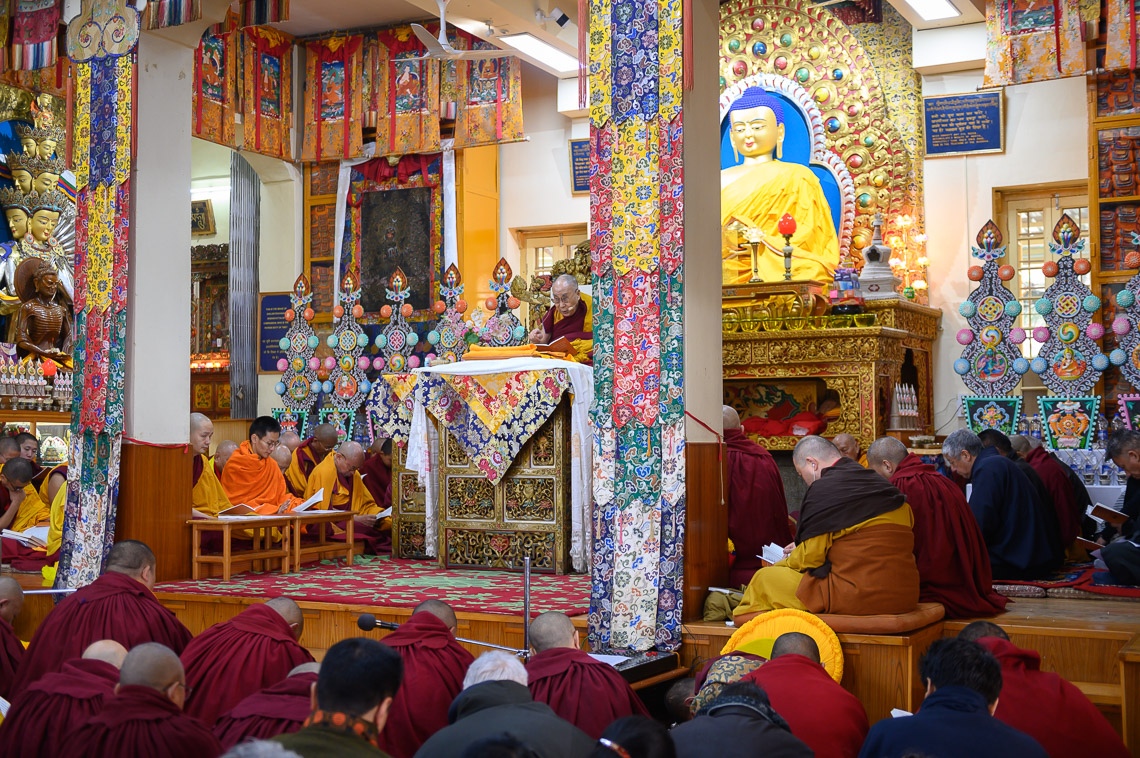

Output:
xmin=156 ymin=555 xmax=591 ymax=617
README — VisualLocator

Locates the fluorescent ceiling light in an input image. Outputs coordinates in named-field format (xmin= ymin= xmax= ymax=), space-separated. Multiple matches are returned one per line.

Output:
xmin=498 ymin=33 xmax=579 ymax=74
xmin=901 ymin=0 xmax=960 ymax=21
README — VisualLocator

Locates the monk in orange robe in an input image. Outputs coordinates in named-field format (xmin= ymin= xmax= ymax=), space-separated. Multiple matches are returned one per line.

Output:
xmin=220 ymin=416 xmax=305 ymax=514
xmin=284 ymin=424 xmax=338 ymax=496
xmin=0 ymin=577 xmax=25 ymax=699
xmin=304 ymin=440 xmax=390 ymax=554
xmin=526 ymin=611 xmax=648 ymax=738
xmin=181 ymin=598 xmax=314 ymax=727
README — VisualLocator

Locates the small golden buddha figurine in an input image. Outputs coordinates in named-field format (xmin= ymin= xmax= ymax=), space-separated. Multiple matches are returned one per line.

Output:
xmin=14 ymin=257 xmax=72 ymax=369
xmin=721 ymin=86 xmax=840 ymax=284
xmin=5 ymin=190 xmax=74 ymax=302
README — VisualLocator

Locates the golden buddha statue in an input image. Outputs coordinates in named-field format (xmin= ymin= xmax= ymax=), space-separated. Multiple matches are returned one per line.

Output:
xmin=14 ymin=123 xmax=64 ymax=161
xmin=0 ymin=187 xmax=30 ymax=242
xmin=5 ymin=190 xmax=74 ymax=303
xmin=721 ymin=87 xmax=839 ymax=284
xmin=7 ymin=152 xmax=35 ymax=195
xmin=14 ymin=257 xmax=72 ymax=368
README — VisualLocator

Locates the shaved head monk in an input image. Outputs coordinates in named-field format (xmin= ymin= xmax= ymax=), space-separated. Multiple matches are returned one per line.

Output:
xmin=722 ymin=406 xmax=790 ymax=587
xmin=280 ymin=430 xmax=303 ymax=453
xmin=214 ymin=439 xmax=239 ymax=472
xmin=0 ymin=577 xmax=24 ymax=698
xmin=359 ymin=437 xmax=394 ymax=511
xmin=181 ymin=597 xmax=315 ymax=727
xmin=0 ymin=436 xmax=18 ymax=462
xmin=221 ymin=417 xmax=306 ymax=514
xmin=376 ymin=599 xmax=475 ymax=757
xmin=213 ymin=662 xmax=320 ymax=750
xmin=526 ymin=611 xmax=648 ymax=738
xmin=0 ymin=455 xmax=50 ymax=535
xmin=741 ymin=632 xmax=868 ymax=758
xmin=59 ymin=642 xmax=222 ymax=757
xmin=528 ymin=274 xmax=594 ymax=364
xmin=191 ymin=414 xmax=232 ymax=519
xmin=957 ymin=622 xmax=1128 ymax=758
xmin=0 ymin=640 xmax=127 ymax=756
xmin=271 ymin=444 xmax=293 ymax=474
xmin=734 ymin=436 xmax=919 ymax=621
xmin=11 ymin=540 xmax=192 ymax=699
xmin=832 ymin=433 xmax=866 ymax=467
xmin=305 ymin=440 xmax=390 ymax=554
xmin=867 ymin=437 xmax=1007 ymax=619
xmin=285 ymin=423 xmax=339 ymax=496
xmin=15 ymin=431 xmax=38 ymax=463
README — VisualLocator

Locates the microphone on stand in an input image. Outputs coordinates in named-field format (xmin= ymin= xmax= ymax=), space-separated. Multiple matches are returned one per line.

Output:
xmin=357 ymin=613 xmax=400 ymax=631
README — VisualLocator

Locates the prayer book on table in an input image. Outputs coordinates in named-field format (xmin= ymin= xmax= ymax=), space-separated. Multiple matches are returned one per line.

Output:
xmin=220 ymin=489 xmax=324 ymax=517
xmin=1088 ymin=503 xmax=1128 ymax=527
xmin=758 ymin=543 xmax=786 ymax=565
xmin=535 ymin=336 xmax=576 ymax=357
xmin=1 ymin=528 xmax=46 ymax=548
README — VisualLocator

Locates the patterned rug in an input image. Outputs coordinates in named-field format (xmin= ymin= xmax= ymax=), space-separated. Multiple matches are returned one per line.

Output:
xmin=993 ymin=563 xmax=1140 ymax=600
xmin=156 ymin=555 xmax=591 ymax=617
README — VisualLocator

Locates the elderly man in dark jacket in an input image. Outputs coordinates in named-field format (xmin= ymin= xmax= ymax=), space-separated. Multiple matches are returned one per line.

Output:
xmin=670 ymin=681 xmax=811 ymax=758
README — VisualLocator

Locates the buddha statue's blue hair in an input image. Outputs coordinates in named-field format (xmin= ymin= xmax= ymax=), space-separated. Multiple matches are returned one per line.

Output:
xmin=727 ymin=87 xmax=785 ymax=125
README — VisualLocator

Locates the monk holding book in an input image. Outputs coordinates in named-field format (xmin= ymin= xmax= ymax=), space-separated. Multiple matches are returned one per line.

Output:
xmin=528 ymin=274 xmax=593 ymax=365
xmin=221 ymin=416 xmax=307 ymax=515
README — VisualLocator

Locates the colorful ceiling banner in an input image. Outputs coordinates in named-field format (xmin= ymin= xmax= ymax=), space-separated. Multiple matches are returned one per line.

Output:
xmin=374 ymin=27 xmax=441 ymax=158
xmin=243 ymin=26 xmax=294 ymax=160
xmin=193 ymin=14 xmax=240 ymax=149
xmin=241 ymin=0 xmax=289 ymax=27
xmin=983 ymin=0 xmax=1084 ymax=87
xmin=302 ymin=36 xmax=365 ymax=162
xmin=453 ymin=49 xmax=525 ymax=149
xmin=12 ymin=0 xmax=62 ymax=71
xmin=143 ymin=0 xmax=202 ymax=30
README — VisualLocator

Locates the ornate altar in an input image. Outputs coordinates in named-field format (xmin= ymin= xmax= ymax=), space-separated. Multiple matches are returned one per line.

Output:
xmin=723 ymin=298 xmax=941 ymax=450
xmin=392 ymin=440 xmax=428 ymax=559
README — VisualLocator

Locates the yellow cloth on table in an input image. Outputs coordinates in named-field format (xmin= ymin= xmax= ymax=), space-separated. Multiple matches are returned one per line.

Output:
xmin=304 ymin=454 xmax=390 ymax=534
xmin=463 ymin=344 xmax=541 ymax=361
xmin=192 ymin=454 xmax=232 ymax=518
xmin=734 ymin=503 xmax=913 ymax=617
xmin=10 ymin=483 xmax=50 ymax=532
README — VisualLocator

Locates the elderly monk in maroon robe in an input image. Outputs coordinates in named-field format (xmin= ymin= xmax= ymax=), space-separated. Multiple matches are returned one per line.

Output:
xmin=0 ymin=640 xmax=127 ymax=758
xmin=377 ymin=599 xmax=474 ymax=757
xmin=181 ymin=597 xmax=315 ymax=727
xmin=0 ymin=577 xmax=25 ymax=699
xmin=1012 ymin=435 xmax=1081 ymax=548
xmin=742 ymin=633 xmax=869 ymax=758
xmin=526 ymin=611 xmax=648 ymax=738
xmin=867 ymin=437 xmax=1008 ymax=619
xmin=213 ymin=662 xmax=319 ymax=749
xmin=11 ymin=540 xmax=192 ymax=700
xmin=360 ymin=437 xmax=393 ymax=510
xmin=723 ymin=406 xmax=791 ymax=586
xmin=959 ymin=622 xmax=1129 ymax=758
xmin=58 ymin=643 xmax=222 ymax=757
xmin=529 ymin=274 xmax=594 ymax=364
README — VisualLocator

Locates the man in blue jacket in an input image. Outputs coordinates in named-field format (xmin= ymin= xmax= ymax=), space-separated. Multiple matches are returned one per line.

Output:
xmin=942 ymin=429 xmax=1062 ymax=579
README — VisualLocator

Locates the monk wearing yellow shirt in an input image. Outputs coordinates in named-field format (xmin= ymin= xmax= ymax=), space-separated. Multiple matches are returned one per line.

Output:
xmin=733 ymin=436 xmax=920 ymax=624
xmin=220 ymin=416 xmax=305 ymax=514
xmin=529 ymin=275 xmax=593 ymax=365
xmin=304 ymin=440 xmax=391 ymax=554
xmin=284 ymin=424 xmax=338 ymax=497
xmin=0 ymin=457 xmax=49 ymax=533
xmin=189 ymin=413 xmax=231 ymax=519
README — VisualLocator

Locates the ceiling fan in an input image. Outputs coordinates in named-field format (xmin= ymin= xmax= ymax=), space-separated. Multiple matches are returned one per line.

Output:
xmin=410 ymin=0 xmax=518 ymax=60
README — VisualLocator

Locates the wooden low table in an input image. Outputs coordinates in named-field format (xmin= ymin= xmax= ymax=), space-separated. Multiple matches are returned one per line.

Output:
xmin=188 ymin=515 xmax=295 ymax=581
xmin=291 ymin=510 xmax=356 ymax=570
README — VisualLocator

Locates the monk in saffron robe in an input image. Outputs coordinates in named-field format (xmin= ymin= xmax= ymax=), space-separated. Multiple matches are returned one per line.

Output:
xmin=359 ymin=437 xmax=393 ymax=510
xmin=959 ymin=622 xmax=1129 ymax=758
xmin=734 ymin=436 xmax=920 ymax=622
xmin=0 ymin=640 xmax=127 ymax=758
xmin=190 ymin=413 xmax=232 ymax=518
xmin=742 ymin=633 xmax=868 ymax=758
xmin=213 ymin=663 xmax=319 ymax=749
xmin=833 ymin=433 xmax=868 ymax=468
xmin=214 ymin=439 xmax=238 ymax=478
xmin=220 ymin=416 xmax=306 ymax=514
xmin=284 ymin=423 xmax=338 ymax=497
xmin=867 ymin=437 xmax=1007 ymax=619
xmin=0 ymin=456 xmax=50 ymax=541
xmin=526 ymin=611 xmax=648 ymax=738
xmin=529 ymin=274 xmax=594 ymax=364
xmin=377 ymin=600 xmax=474 ymax=757
xmin=6 ymin=480 xmax=64 ymax=572
xmin=181 ymin=598 xmax=315 ymax=727
xmin=723 ymin=406 xmax=791 ymax=587
xmin=304 ymin=440 xmax=390 ymax=554
xmin=58 ymin=643 xmax=222 ymax=758
xmin=1012 ymin=435 xmax=1082 ymax=549
xmin=11 ymin=540 xmax=192 ymax=699
xmin=0 ymin=577 xmax=25 ymax=699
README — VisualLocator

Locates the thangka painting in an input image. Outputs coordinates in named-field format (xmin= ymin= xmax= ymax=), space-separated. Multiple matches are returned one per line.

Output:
xmin=454 ymin=48 xmax=524 ymax=149
xmin=984 ymin=0 xmax=1084 ymax=86
xmin=1118 ymin=394 xmax=1140 ymax=430
xmin=272 ymin=408 xmax=307 ymax=436
xmin=963 ymin=396 xmax=1023 ymax=436
xmin=302 ymin=36 xmax=364 ymax=162
xmin=243 ymin=26 xmax=294 ymax=160
xmin=373 ymin=27 xmax=441 ymax=158
xmin=1038 ymin=396 xmax=1100 ymax=450
xmin=192 ymin=13 xmax=239 ymax=148
xmin=343 ymin=155 xmax=443 ymax=318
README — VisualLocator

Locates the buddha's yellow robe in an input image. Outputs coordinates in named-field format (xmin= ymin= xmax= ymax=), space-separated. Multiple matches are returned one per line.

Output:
xmin=192 ymin=453 xmax=232 ymax=518
xmin=734 ymin=503 xmax=913 ymax=616
xmin=722 ymin=160 xmax=840 ymax=284
xmin=304 ymin=453 xmax=391 ymax=533
xmin=10 ymin=483 xmax=50 ymax=532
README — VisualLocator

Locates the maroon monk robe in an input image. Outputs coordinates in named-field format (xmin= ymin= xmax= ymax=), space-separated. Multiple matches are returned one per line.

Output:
xmin=377 ymin=612 xmax=475 ymax=758
xmin=540 ymin=300 xmax=593 ymax=363
xmin=0 ymin=615 xmax=23 ymax=699
xmin=742 ymin=654 xmax=868 ymax=758
xmin=58 ymin=684 xmax=222 ymax=757
xmin=11 ymin=570 xmax=193 ymax=700
xmin=1024 ymin=446 xmax=1081 ymax=548
xmin=889 ymin=454 xmax=1007 ymax=618
xmin=724 ymin=428 xmax=792 ymax=586
xmin=0 ymin=657 xmax=118 ymax=758
xmin=526 ymin=647 xmax=649 ymax=739
xmin=977 ymin=637 xmax=1129 ymax=758
xmin=192 ymin=454 xmax=204 ymax=487
xmin=359 ymin=452 xmax=392 ymax=510
xmin=181 ymin=603 xmax=315 ymax=727
xmin=213 ymin=671 xmax=318 ymax=750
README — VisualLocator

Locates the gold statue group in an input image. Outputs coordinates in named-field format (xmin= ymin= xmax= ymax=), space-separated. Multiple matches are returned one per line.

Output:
xmin=0 ymin=115 xmax=73 ymax=369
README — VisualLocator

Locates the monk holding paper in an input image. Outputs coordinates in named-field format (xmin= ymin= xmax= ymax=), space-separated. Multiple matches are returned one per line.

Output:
xmin=304 ymin=440 xmax=390 ymax=554
xmin=221 ymin=416 xmax=306 ymax=514
xmin=528 ymin=274 xmax=593 ymax=364
xmin=284 ymin=423 xmax=338 ymax=496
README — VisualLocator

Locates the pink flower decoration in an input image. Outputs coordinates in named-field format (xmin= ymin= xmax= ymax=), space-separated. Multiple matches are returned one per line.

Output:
xmin=1033 ymin=326 xmax=1051 ymax=343
xmin=1086 ymin=322 xmax=1106 ymax=340
xmin=956 ymin=329 xmax=974 ymax=346
xmin=1008 ymin=327 xmax=1026 ymax=344
xmin=1114 ymin=317 xmax=1131 ymax=336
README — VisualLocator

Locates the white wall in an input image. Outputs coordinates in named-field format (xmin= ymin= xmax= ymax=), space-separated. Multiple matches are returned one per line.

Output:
xmin=499 ymin=64 xmax=589 ymax=271
xmin=924 ymin=72 xmax=1089 ymax=433
xmin=190 ymin=138 xmax=232 ymax=245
